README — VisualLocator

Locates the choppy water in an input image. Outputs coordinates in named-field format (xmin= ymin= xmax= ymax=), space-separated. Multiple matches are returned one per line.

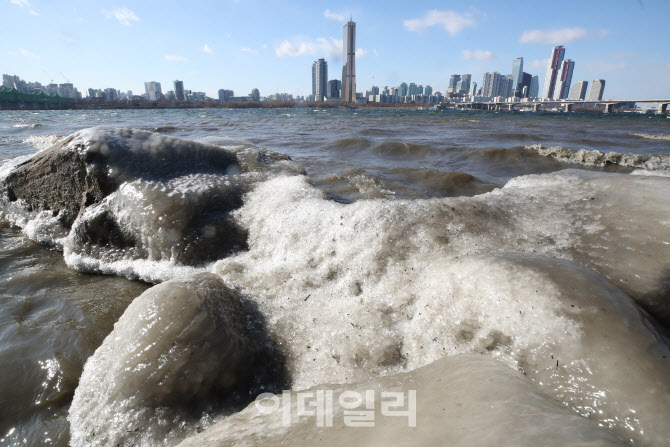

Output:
xmin=1 ymin=108 xmax=670 ymax=447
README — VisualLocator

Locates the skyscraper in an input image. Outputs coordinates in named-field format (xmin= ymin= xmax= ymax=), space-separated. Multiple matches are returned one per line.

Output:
xmin=530 ymin=76 xmax=539 ymax=98
xmin=542 ymin=46 xmax=565 ymax=99
xmin=424 ymin=85 xmax=433 ymax=96
xmin=457 ymin=74 xmax=471 ymax=95
xmin=588 ymin=79 xmax=606 ymax=101
xmin=341 ymin=19 xmax=356 ymax=102
xmin=327 ymin=79 xmax=341 ymax=98
xmin=569 ymin=81 xmax=588 ymax=100
xmin=448 ymin=75 xmax=461 ymax=94
xmin=174 ymin=80 xmax=185 ymax=101
xmin=519 ymin=72 xmax=532 ymax=98
xmin=512 ymin=57 xmax=523 ymax=96
xmin=144 ymin=82 xmax=162 ymax=101
xmin=398 ymin=82 xmax=408 ymax=97
xmin=312 ymin=58 xmax=328 ymax=101
xmin=408 ymin=82 xmax=419 ymax=96
xmin=482 ymin=72 xmax=501 ymax=97
xmin=554 ymin=59 xmax=575 ymax=100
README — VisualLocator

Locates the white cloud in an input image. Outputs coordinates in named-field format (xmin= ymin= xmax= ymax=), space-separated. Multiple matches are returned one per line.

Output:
xmin=203 ymin=44 xmax=214 ymax=54
xmin=373 ymin=49 xmax=379 ymax=57
xmin=403 ymin=10 xmax=475 ymax=35
xmin=18 ymin=48 xmax=40 ymax=59
xmin=104 ymin=7 xmax=140 ymax=26
xmin=613 ymin=51 xmax=636 ymax=59
xmin=29 ymin=9 xmax=38 ymax=15
xmin=164 ymin=55 xmax=187 ymax=62
xmin=531 ymin=58 xmax=549 ymax=69
xmin=275 ymin=37 xmax=342 ymax=58
xmin=324 ymin=9 xmax=345 ymax=21
xmin=357 ymin=48 xmax=368 ymax=59
xmin=241 ymin=47 xmax=259 ymax=55
xmin=10 ymin=0 xmax=29 ymax=7
xmin=461 ymin=49 xmax=495 ymax=62
xmin=519 ymin=27 xmax=588 ymax=44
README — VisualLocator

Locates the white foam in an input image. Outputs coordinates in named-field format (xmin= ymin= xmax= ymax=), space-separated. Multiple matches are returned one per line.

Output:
xmin=527 ymin=144 xmax=670 ymax=170
xmin=630 ymin=132 xmax=670 ymax=141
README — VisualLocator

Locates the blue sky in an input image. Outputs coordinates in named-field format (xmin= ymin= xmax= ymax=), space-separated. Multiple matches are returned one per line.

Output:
xmin=2 ymin=0 xmax=670 ymax=99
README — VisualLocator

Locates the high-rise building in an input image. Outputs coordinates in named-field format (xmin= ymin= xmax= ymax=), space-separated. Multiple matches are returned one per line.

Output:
xmin=518 ymin=72 xmax=533 ymax=98
xmin=174 ymin=80 xmax=185 ymax=101
xmin=218 ymin=89 xmax=234 ymax=100
xmin=554 ymin=59 xmax=575 ymax=100
xmin=250 ymin=88 xmax=260 ymax=101
xmin=327 ymin=79 xmax=341 ymax=98
xmin=398 ymin=82 xmax=408 ymax=97
xmin=469 ymin=82 xmax=477 ymax=96
xmin=542 ymin=46 xmax=565 ymax=99
xmin=144 ymin=81 xmax=162 ymax=101
xmin=498 ymin=75 xmax=514 ymax=98
xmin=569 ymin=81 xmax=588 ymax=100
xmin=482 ymin=72 xmax=502 ymax=97
xmin=408 ymin=82 xmax=419 ymax=96
xmin=448 ymin=75 xmax=461 ymax=94
xmin=588 ymin=79 xmax=606 ymax=101
xmin=312 ymin=58 xmax=328 ymax=101
xmin=530 ymin=76 xmax=539 ymax=98
xmin=424 ymin=85 xmax=433 ymax=96
xmin=341 ymin=19 xmax=356 ymax=102
xmin=453 ymin=74 xmax=471 ymax=95
xmin=512 ymin=58 xmax=524 ymax=96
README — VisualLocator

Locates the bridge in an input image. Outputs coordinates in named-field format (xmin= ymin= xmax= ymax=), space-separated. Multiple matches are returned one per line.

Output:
xmin=441 ymin=99 xmax=670 ymax=114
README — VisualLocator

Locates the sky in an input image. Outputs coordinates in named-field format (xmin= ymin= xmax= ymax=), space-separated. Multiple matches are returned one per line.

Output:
xmin=2 ymin=0 xmax=670 ymax=100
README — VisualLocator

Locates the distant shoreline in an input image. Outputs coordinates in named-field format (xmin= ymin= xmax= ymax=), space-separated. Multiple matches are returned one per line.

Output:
xmin=0 ymin=99 xmax=644 ymax=114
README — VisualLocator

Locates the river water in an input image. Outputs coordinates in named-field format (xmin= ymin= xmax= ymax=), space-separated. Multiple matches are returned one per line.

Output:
xmin=1 ymin=108 xmax=669 ymax=446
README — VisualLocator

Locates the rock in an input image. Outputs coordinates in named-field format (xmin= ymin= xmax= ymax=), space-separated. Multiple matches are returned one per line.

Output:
xmin=177 ymin=354 xmax=627 ymax=447
xmin=2 ymin=128 xmax=304 ymax=269
xmin=4 ymin=135 xmax=112 ymax=227
xmin=68 ymin=273 xmax=261 ymax=447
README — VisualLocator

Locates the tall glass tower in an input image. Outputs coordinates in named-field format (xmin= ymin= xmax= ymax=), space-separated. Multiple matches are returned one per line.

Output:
xmin=542 ymin=46 xmax=565 ymax=99
xmin=312 ymin=58 xmax=328 ymax=101
xmin=511 ymin=57 xmax=523 ymax=97
xmin=342 ymin=19 xmax=356 ymax=102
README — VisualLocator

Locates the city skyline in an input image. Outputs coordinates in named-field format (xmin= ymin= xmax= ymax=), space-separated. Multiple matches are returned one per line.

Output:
xmin=2 ymin=1 xmax=669 ymax=99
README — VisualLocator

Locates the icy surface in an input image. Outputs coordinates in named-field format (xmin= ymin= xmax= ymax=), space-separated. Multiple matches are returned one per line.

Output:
xmin=179 ymin=355 xmax=627 ymax=447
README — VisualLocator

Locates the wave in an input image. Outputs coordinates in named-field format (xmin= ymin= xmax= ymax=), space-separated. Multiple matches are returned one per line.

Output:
xmin=372 ymin=141 xmax=437 ymax=159
xmin=630 ymin=132 xmax=670 ymax=141
xmin=526 ymin=144 xmax=670 ymax=170
xmin=314 ymin=168 xmax=396 ymax=200
xmin=325 ymin=137 xmax=373 ymax=151
xmin=11 ymin=123 xmax=42 ymax=129
xmin=24 ymin=135 xmax=64 ymax=151
xmin=386 ymin=167 xmax=496 ymax=197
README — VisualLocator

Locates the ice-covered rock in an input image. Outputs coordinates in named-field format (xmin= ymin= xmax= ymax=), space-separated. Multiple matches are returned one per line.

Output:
xmin=68 ymin=273 xmax=285 ymax=447
xmin=1 ymin=128 xmax=304 ymax=271
xmin=178 ymin=354 xmax=627 ymax=447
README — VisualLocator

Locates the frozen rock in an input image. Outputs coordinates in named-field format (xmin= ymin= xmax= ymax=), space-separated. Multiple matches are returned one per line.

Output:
xmin=177 ymin=354 xmax=627 ymax=447
xmin=1 ymin=128 xmax=304 ymax=270
xmin=68 ymin=273 xmax=281 ymax=447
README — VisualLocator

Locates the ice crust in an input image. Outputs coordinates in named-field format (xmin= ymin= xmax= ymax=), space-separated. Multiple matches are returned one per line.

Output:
xmin=68 ymin=274 xmax=258 ymax=447
xmin=178 ymin=355 xmax=628 ymax=447
xmin=527 ymin=144 xmax=670 ymax=170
